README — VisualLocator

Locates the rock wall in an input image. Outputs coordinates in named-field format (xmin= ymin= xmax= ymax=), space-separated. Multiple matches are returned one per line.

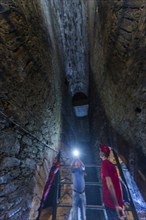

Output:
xmin=0 ymin=1 xmax=62 ymax=219
xmin=88 ymin=0 xmax=146 ymax=200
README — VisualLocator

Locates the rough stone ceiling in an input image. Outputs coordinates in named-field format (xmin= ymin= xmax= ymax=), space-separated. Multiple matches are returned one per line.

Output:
xmin=25 ymin=0 xmax=89 ymax=97
xmin=58 ymin=1 xmax=88 ymax=95
xmin=46 ymin=0 xmax=89 ymax=96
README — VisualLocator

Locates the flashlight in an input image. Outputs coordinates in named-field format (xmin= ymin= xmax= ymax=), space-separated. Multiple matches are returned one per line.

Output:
xmin=72 ymin=149 xmax=80 ymax=158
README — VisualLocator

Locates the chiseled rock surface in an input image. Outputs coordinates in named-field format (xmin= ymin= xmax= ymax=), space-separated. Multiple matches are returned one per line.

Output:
xmin=89 ymin=0 xmax=146 ymax=199
xmin=0 ymin=0 xmax=62 ymax=219
xmin=0 ymin=0 xmax=146 ymax=219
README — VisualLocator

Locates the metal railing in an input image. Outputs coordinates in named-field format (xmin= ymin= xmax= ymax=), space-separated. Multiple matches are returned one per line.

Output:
xmin=112 ymin=149 xmax=139 ymax=220
xmin=0 ymin=111 xmax=58 ymax=153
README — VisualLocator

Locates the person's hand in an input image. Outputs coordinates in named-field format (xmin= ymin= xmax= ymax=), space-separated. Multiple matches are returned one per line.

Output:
xmin=115 ymin=206 xmax=126 ymax=220
xmin=84 ymin=172 xmax=87 ymax=176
